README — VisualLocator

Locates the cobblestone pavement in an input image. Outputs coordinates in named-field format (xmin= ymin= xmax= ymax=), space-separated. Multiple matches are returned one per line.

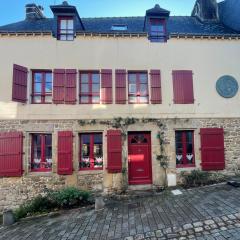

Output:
xmin=1 ymin=184 xmax=240 ymax=240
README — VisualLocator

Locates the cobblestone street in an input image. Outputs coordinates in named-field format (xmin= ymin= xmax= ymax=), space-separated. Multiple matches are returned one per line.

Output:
xmin=1 ymin=184 xmax=240 ymax=240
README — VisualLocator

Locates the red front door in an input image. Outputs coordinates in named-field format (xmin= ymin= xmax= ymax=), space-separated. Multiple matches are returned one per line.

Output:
xmin=128 ymin=132 xmax=152 ymax=185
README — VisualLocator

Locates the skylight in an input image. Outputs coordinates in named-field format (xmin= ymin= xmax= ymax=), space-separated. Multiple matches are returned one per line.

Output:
xmin=111 ymin=24 xmax=128 ymax=31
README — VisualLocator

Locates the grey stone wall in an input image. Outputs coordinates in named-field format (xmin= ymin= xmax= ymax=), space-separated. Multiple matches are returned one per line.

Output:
xmin=0 ymin=118 xmax=239 ymax=211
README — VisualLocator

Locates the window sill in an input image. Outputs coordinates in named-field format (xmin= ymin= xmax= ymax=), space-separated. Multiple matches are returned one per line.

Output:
xmin=78 ymin=169 xmax=103 ymax=175
xmin=176 ymin=164 xmax=195 ymax=169
xmin=28 ymin=171 xmax=53 ymax=176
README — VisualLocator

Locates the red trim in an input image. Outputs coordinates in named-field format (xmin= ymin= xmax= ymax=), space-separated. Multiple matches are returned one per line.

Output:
xmin=128 ymin=71 xmax=149 ymax=104
xmin=57 ymin=16 xmax=74 ymax=41
xmin=79 ymin=71 xmax=100 ymax=104
xmin=31 ymin=134 xmax=52 ymax=172
xmin=79 ymin=133 xmax=103 ymax=170
xmin=32 ymin=70 xmax=52 ymax=104
xmin=175 ymin=130 xmax=195 ymax=168
xmin=149 ymin=18 xmax=167 ymax=42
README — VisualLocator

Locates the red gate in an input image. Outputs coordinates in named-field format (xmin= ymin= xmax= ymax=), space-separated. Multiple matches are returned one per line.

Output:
xmin=128 ymin=132 xmax=152 ymax=185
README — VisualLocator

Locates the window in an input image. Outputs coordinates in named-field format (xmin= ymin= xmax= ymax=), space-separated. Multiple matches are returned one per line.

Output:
xmin=32 ymin=71 xmax=52 ymax=104
xmin=58 ymin=17 xmax=74 ymax=41
xmin=175 ymin=131 xmax=195 ymax=168
xmin=149 ymin=19 xmax=166 ymax=42
xmin=31 ymin=134 xmax=52 ymax=172
xmin=80 ymin=133 xmax=103 ymax=170
xmin=79 ymin=72 xmax=100 ymax=104
xmin=128 ymin=72 xmax=149 ymax=103
xmin=111 ymin=24 xmax=128 ymax=31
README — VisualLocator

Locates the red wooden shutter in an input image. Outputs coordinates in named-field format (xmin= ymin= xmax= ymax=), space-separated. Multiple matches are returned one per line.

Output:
xmin=57 ymin=131 xmax=73 ymax=175
xmin=0 ymin=132 xmax=23 ymax=177
xmin=200 ymin=128 xmax=225 ymax=171
xmin=150 ymin=70 xmax=162 ymax=104
xmin=172 ymin=70 xmax=194 ymax=104
xmin=101 ymin=69 xmax=112 ymax=104
xmin=12 ymin=64 xmax=28 ymax=103
xmin=107 ymin=130 xmax=122 ymax=173
xmin=115 ymin=69 xmax=126 ymax=104
xmin=53 ymin=69 xmax=65 ymax=104
xmin=65 ymin=69 xmax=77 ymax=104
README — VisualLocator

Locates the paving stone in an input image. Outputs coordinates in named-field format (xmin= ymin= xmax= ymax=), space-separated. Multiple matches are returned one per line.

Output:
xmin=204 ymin=220 xmax=215 ymax=225
xmin=193 ymin=222 xmax=203 ymax=227
xmin=183 ymin=224 xmax=193 ymax=230
xmin=194 ymin=227 xmax=203 ymax=233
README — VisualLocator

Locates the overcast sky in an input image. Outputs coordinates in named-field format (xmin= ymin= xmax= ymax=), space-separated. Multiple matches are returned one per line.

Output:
xmin=0 ymin=0 xmax=223 ymax=26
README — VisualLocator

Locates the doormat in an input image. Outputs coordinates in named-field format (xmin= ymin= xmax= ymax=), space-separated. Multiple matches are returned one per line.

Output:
xmin=171 ymin=189 xmax=183 ymax=195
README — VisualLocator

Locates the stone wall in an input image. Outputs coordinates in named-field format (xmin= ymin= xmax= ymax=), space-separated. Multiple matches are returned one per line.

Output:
xmin=0 ymin=118 xmax=239 ymax=211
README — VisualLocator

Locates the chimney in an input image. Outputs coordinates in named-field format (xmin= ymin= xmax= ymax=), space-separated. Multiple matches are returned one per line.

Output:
xmin=25 ymin=3 xmax=45 ymax=20
xmin=191 ymin=0 xmax=219 ymax=22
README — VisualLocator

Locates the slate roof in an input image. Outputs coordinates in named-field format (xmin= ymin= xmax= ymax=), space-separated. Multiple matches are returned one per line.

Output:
xmin=0 ymin=16 xmax=239 ymax=36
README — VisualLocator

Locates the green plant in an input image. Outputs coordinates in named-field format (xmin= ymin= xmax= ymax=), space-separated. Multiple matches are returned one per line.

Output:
xmin=181 ymin=170 xmax=227 ymax=188
xmin=13 ymin=187 xmax=91 ymax=220
xmin=48 ymin=187 xmax=90 ymax=208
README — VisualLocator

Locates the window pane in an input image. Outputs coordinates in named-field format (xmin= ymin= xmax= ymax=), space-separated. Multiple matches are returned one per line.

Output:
xmin=92 ymin=74 xmax=100 ymax=83
xmin=45 ymin=135 xmax=52 ymax=145
xmin=34 ymin=83 xmax=42 ymax=93
xmin=34 ymin=73 xmax=42 ymax=83
xmin=139 ymin=96 xmax=148 ymax=103
xmin=60 ymin=35 xmax=67 ymax=41
xmin=81 ymin=84 xmax=89 ymax=93
xmin=140 ymin=84 xmax=147 ymax=95
xmin=45 ymin=96 xmax=52 ymax=103
xmin=151 ymin=25 xmax=164 ymax=32
xmin=186 ymin=131 xmax=193 ymax=143
xmin=94 ymin=134 xmax=103 ymax=168
xmin=129 ymin=74 xmax=136 ymax=83
xmin=129 ymin=96 xmax=137 ymax=103
xmin=81 ymin=74 xmax=89 ymax=83
xmin=67 ymin=35 xmax=74 ymax=41
xmin=129 ymin=84 xmax=136 ymax=94
xmin=60 ymin=20 xmax=67 ymax=29
xmin=67 ymin=20 xmax=74 ymax=29
xmin=33 ymin=96 xmax=41 ymax=103
xmin=45 ymin=82 xmax=52 ymax=92
xmin=92 ymin=84 xmax=100 ymax=92
xmin=175 ymin=132 xmax=182 ymax=142
xmin=60 ymin=30 xmax=67 ymax=34
xmin=81 ymin=135 xmax=90 ymax=168
xmin=140 ymin=73 xmax=147 ymax=83
xmin=46 ymin=73 xmax=52 ymax=82
xmin=80 ymin=96 xmax=89 ymax=103
xmin=92 ymin=96 xmax=100 ymax=103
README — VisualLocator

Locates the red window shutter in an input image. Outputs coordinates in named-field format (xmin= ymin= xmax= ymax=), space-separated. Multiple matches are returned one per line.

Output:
xmin=150 ymin=70 xmax=162 ymax=104
xmin=107 ymin=130 xmax=122 ymax=173
xmin=12 ymin=64 xmax=28 ymax=103
xmin=57 ymin=131 xmax=73 ymax=175
xmin=0 ymin=132 xmax=23 ymax=177
xmin=172 ymin=70 xmax=194 ymax=104
xmin=101 ymin=69 xmax=112 ymax=104
xmin=115 ymin=69 xmax=126 ymax=104
xmin=53 ymin=69 xmax=65 ymax=104
xmin=65 ymin=69 xmax=77 ymax=104
xmin=200 ymin=128 xmax=225 ymax=171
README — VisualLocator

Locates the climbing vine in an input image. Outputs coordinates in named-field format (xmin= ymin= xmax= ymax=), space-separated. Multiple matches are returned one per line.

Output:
xmin=77 ymin=117 xmax=169 ymax=192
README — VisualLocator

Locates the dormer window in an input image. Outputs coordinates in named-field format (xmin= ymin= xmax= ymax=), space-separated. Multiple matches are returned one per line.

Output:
xmin=111 ymin=24 xmax=128 ymax=31
xmin=58 ymin=16 xmax=74 ymax=41
xmin=149 ymin=18 xmax=166 ymax=42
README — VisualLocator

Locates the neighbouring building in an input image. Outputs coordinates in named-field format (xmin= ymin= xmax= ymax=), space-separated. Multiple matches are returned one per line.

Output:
xmin=0 ymin=0 xmax=240 ymax=210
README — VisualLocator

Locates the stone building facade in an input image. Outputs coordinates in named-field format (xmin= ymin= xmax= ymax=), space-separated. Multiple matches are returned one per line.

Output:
xmin=0 ymin=0 xmax=240 ymax=211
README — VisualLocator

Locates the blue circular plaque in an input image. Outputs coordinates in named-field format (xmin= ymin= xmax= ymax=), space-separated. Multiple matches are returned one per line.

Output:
xmin=216 ymin=75 xmax=239 ymax=98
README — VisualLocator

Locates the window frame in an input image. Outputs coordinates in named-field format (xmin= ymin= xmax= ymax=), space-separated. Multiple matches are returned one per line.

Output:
xmin=31 ymin=70 xmax=53 ymax=104
xmin=149 ymin=18 xmax=167 ymax=42
xmin=57 ymin=16 xmax=74 ymax=41
xmin=31 ymin=133 xmax=52 ymax=172
xmin=79 ymin=133 xmax=103 ymax=171
xmin=79 ymin=71 xmax=100 ymax=104
xmin=175 ymin=130 xmax=195 ymax=168
xmin=128 ymin=71 xmax=149 ymax=104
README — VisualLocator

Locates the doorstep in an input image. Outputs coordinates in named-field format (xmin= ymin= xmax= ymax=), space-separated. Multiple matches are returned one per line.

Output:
xmin=127 ymin=184 xmax=153 ymax=191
